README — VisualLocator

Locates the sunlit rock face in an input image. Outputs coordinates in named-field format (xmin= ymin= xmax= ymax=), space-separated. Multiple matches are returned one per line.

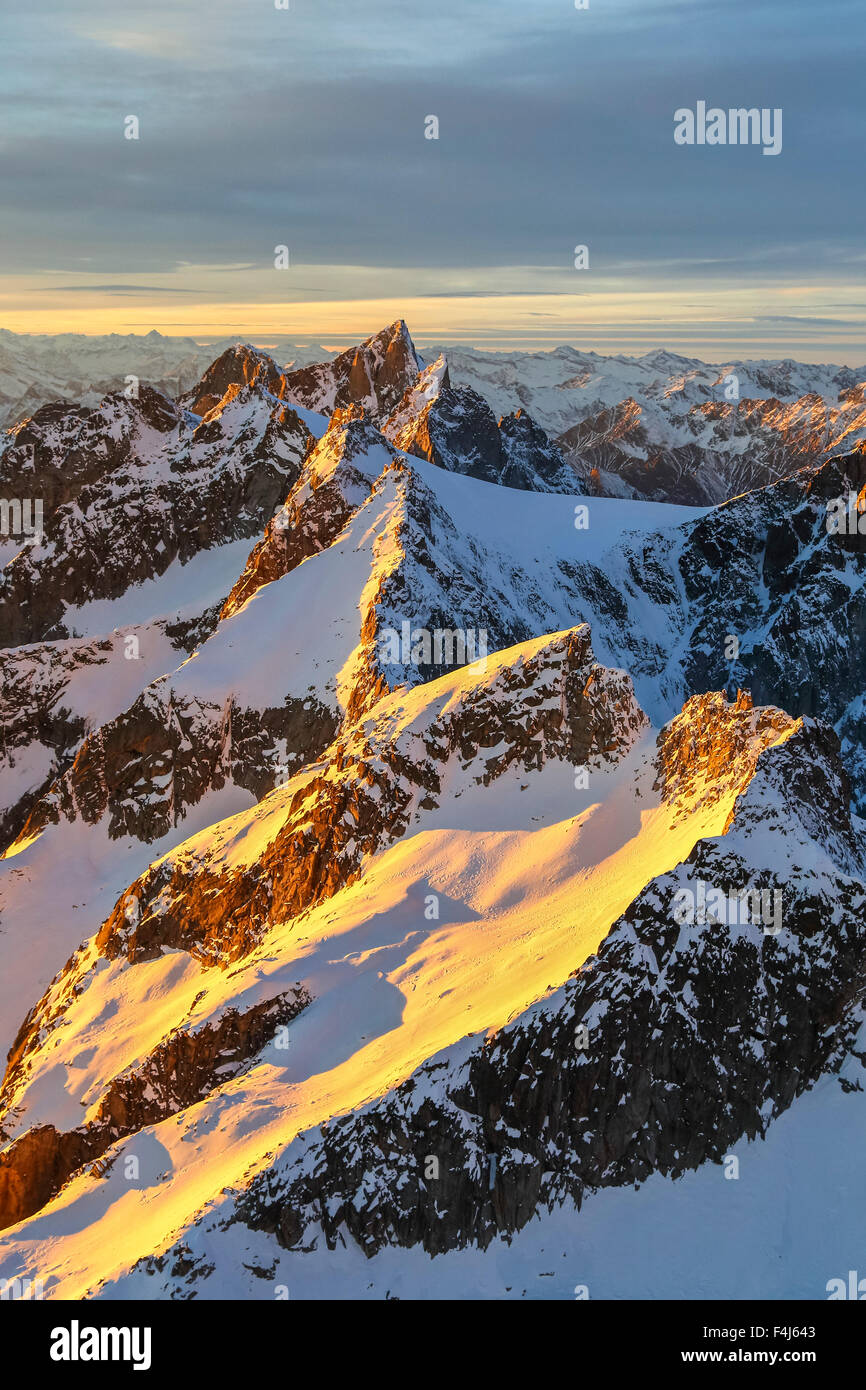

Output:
xmin=221 ymin=407 xmax=399 ymax=621
xmin=0 ymin=989 xmax=311 ymax=1231
xmin=282 ymin=319 xmax=423 ymax=420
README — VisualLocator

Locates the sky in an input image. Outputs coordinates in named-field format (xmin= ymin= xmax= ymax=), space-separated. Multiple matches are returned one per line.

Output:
xmin=1 ymin=0 xmax=865 ymax=360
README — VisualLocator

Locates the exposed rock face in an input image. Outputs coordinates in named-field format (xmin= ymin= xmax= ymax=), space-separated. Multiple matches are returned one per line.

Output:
xmin=386 ymin=382 xmax=580 ymax=492
xmin=179 ymin=343 xmax=287 ymax=418
xmin=0 ymin=616 xmax=231 ymax=855
xmin=0 ymin=990 xmax=310 ymax=1231
xmin=498 ymin=410 xmax=581 ymax=491
xmin=0 ymin=380 xmax=313 ymax=648
xmin=336 ymin=457 xmax=534 ymax=720
xmin=283 ymin=320 xmax=423 ymax=420
xmin=219 ymin=409 xmax=573 ymax=728
xmin=557 ymin=390 xmax=866 ymax=506
xmin=222 ymin=407 xmax=396 ymax=619
xmin=556 ymin=396 xmax=647 ymax=497
xmin=0 ymin=391 xmax=175 ymax=517
xmin=10 ymin=683 xmax=339 ymax=849
xmin=1 ymin=417 xmax=402 ymax=859
xmin=237 ymin=713 xmax=866 ymax=1259
xmin=531 ymin=446 xmax=866 ymax=809
xmin=0 ymin=1126 xmax=93 ymax=1237
xmin=669 ymin=448 xmax=866 ymax=805
xmin=674 ymin=448 xmax=866 ymax=703
xmin=91 ymin=626 xmax=647 ymax=969
xmin=380 ymin=354 xmax=451 ymax=442
xmin=653 ymin=688 xmax=792 ymax=823
xmin=219 ymin=408 xmax=589 ymax=735
xmin=0 ymin=640 xmax=91 ymax=849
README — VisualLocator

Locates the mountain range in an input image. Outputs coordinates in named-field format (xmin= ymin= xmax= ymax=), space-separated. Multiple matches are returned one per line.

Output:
xmin=4 ymin=323 xmax=865 ymax=507
xmin=0 ymin=319 xmax=863 ymax=1300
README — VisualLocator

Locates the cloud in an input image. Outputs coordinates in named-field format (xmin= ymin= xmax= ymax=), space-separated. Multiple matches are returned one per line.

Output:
xmin=40 ymin=284 xmax=201 ymax=295
xmin=753 ymin=315 xmax=864 ymax=327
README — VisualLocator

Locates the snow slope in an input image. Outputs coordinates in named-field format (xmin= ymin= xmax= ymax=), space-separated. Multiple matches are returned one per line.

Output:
xmin=0 ymin=450 xmax=704 ymax=1065
xmin=88 ymin=1023 xmax=866 ymax=1301
xmin=0 ymin=633 xmax=819 ymax=1296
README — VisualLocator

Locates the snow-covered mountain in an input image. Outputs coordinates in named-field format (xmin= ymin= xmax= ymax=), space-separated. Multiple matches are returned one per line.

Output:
xmin=425 ymin=341 xmax=866 ymax=440
xmin=0 ymin=321 xmax=863 ymax=1300
xmin=427 ymin=342 xmax=866 ymax=505
xmin=5 ymin=325 xmax=866 ymax=506
xmin=0 ymin=328 xmax=336 ymax=435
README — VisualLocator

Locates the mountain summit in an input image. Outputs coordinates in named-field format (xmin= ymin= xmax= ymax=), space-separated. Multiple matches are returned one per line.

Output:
xmin=281 ymin=318 xmax=423 ymax=419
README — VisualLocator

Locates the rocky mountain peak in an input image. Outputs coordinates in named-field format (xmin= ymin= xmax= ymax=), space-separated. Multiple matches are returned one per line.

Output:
xmin=180 ymin=343 xmax=285 ymax=418
xmin=280 ymin=320 xmax=425 ymax=421
xmin=386 ymin=379 xmax=580 ymax=493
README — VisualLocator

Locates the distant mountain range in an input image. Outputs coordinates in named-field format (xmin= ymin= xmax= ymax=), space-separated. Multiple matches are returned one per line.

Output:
xmin=3 ymin=323 xmax=865 ymax=506
xmin=0 ymin=327 xmax=336 ymax=437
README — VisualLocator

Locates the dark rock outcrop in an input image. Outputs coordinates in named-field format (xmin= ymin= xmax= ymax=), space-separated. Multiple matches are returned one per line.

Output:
xmin=387 ymin=382 xmax=581 ymax=493
xmin=0 ymin=382 xmax=313 ymax=648
xmin=11 ymin=685 xmax=339 ymax=849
